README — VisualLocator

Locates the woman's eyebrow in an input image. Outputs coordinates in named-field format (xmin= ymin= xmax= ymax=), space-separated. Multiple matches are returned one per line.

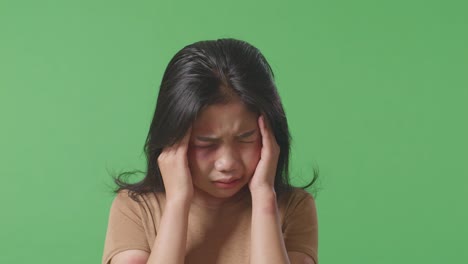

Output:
xmin=235 ymin=129 xmax=257 ymax=139
xmin=195 ymin=129 xmax=257 ymax=142
xmin=195 ymin=136 xmax=220 ymax=142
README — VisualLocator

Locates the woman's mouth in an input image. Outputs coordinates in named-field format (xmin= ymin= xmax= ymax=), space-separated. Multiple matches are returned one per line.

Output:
xmin=213 ymin=179 xmax=240 ymax=189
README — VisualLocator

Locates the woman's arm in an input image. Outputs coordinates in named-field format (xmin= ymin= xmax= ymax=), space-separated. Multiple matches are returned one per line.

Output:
xmin=250 ymin=188 xmax=290 ymax=264
xmin=249 ymin=116 xmax=316 ymax=264
xmin=146 ymin=200 xmax=190 ymax=264
xmin=248 ymin=116 xmax=290 ymax=264
xmin=146 ymin=128 xmax=194 ymax=264
xmin=110 ymin=199 xmax=190 ymax=264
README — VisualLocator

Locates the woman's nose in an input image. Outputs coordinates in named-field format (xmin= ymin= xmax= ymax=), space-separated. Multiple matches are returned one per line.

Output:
xmin=214 ymin=147 xmax=239 ymax=173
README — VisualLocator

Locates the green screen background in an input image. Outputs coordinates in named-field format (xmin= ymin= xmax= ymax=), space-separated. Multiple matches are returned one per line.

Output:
xmin=1 ymin=0 xmax=467 ymax=263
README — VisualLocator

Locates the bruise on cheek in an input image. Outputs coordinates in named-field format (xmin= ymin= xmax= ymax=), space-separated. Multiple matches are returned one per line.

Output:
xmin=187 ymin=146 xmax=205 ymax=162
xmin=191 ymin=147 xmax=212 ymax=160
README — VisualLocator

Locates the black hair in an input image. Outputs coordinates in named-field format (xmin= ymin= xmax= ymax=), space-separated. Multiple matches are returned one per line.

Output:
xmin=111 ymin=38 xmax=319 ymax=201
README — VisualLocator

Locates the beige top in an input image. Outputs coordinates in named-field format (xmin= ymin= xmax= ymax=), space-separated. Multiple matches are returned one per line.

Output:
xmin=102 ymin=187 xmax=318 ymax=264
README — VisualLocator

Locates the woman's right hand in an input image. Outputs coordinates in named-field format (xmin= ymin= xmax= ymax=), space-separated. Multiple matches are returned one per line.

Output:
xmin=157 ymin=127 xmax=194 ymax=204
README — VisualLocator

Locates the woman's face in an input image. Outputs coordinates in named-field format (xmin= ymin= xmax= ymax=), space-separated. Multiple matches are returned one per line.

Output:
xmin=187 ymin=101 xmax=262 ymax=201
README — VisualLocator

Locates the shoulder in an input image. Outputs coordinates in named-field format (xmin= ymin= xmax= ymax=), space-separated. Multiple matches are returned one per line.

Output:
xmin=279 ymin=188 xmax=316 ymax=210
xmin=111 ymin=190 xmax=141 ymax=209
xmin=278 ymin=187 xmax=317 ymax=224
xmin=279 ymin=188 xmax=319 ymax=263
xmin=110 ymin=189 xmax=166 ymax=214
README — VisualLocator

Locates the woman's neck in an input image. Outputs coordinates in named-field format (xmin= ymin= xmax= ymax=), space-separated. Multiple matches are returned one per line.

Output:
xmin=191 ymin=186 xmax=251 ymax=209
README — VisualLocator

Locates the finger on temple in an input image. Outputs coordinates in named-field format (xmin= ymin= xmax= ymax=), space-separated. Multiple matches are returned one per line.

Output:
xmin=180 ymin=126 xmax=192 ymax=147
xmin=259 ymin=115 xmax=270 ymax=138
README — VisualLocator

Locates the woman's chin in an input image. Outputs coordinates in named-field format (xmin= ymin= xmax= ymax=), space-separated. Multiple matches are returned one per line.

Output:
xmin=194 ymin=181 xmax=249 ymax=200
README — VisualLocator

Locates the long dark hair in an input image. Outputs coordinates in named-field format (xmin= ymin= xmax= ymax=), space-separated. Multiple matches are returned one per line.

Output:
xmin=111 ymin=38 xmax=319 ymax=201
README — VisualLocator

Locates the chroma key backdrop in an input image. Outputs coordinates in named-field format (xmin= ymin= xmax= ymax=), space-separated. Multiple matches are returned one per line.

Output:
xmin=0 ymin=0 xmax=467 ymax=263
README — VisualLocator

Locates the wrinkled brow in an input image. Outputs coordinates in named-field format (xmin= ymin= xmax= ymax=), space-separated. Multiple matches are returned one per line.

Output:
xmin=195 ymin=129 xmax=257 ymax=142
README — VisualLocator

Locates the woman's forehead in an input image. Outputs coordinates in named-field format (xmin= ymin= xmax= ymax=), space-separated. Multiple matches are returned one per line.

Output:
xmin=192 ymin=102 xmax=259 ymax=133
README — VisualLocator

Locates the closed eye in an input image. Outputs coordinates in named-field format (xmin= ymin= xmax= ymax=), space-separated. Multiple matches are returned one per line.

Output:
xmin=195 ymin=144 xmax=216 ymax=149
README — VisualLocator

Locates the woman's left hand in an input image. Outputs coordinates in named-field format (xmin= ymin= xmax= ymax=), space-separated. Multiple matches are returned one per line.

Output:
xmin=248 ymin=115 xmax=280 ymax=194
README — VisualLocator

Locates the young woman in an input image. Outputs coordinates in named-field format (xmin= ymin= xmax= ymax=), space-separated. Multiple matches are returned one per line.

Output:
xmin=102 ymin=38 xmax=319 ymax=264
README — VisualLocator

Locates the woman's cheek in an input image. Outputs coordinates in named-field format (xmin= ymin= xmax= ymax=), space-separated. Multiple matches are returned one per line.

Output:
xmin=247 ymin=140 xmax=262 ymax=168
xmin=188 ymin=147 xmax=217 ymax=169
xmin=187 ymin=147 xmax=204 ymax=168
xmin=188 ymin=148 xmax=214 ymax=177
